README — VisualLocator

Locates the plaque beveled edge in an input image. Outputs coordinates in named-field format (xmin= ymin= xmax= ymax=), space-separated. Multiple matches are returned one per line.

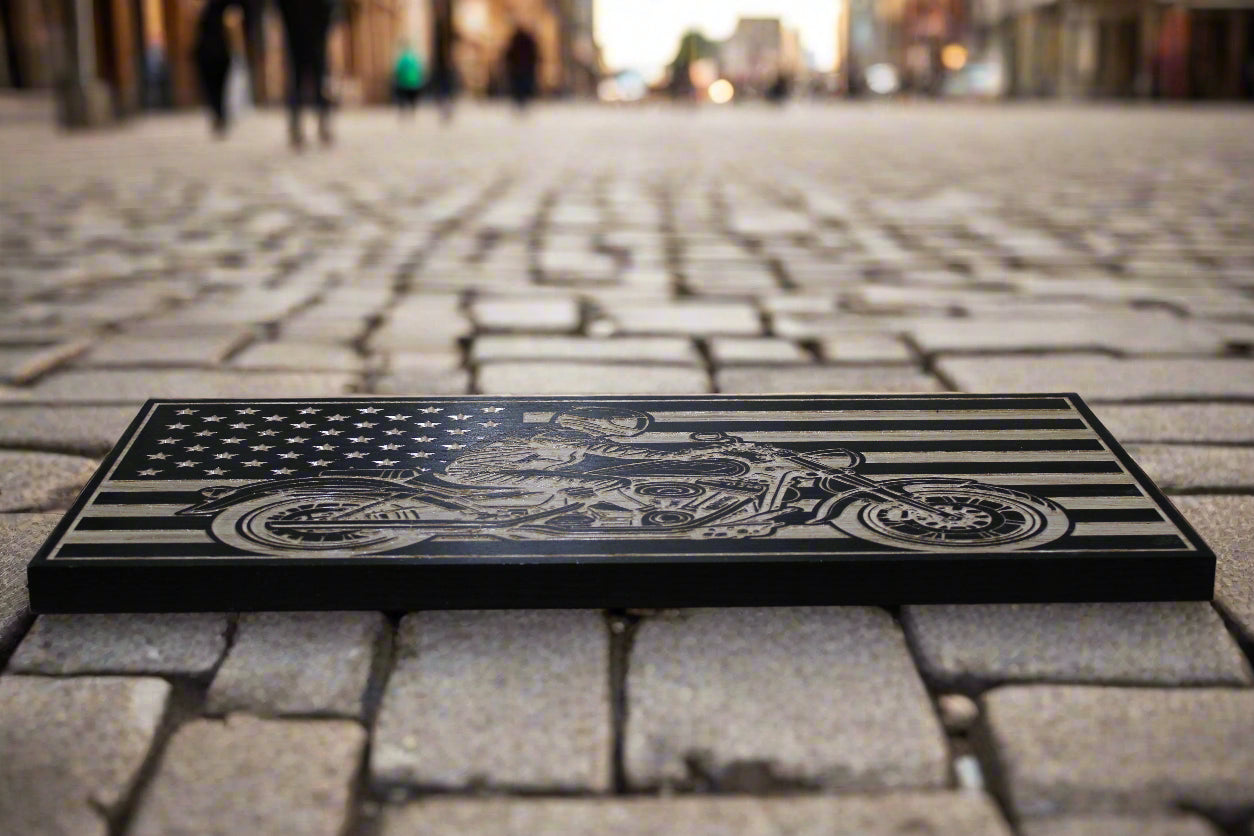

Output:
xmin=26 ymin=393 xmax=1217 ymax=612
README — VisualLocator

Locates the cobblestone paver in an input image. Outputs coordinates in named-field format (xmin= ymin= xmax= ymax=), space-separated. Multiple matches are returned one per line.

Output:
xmin=2 ymin=103 xmax=1253 ymax=832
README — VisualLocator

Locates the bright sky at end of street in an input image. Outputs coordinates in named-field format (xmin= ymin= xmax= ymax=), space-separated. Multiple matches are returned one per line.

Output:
xmin=593 ymin=0 xmax=840 ymax=80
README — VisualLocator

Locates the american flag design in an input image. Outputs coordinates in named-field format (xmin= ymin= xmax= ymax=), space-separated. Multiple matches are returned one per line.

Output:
xmin=42 ymin=394 xmax=1197 ymax=563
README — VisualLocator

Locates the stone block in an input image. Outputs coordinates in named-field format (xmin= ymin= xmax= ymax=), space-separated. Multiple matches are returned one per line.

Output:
xmin=0 ymin=405 xmax=142 ymax=455
xmin=0 ymin=341 xmax=91 ymax=384
xmin=1093 ymin=405 xmax=1254 ymax=444
xmin=471 ymin=298 xmax=581 ymax=332
xmin=910 ymin=315 xmax=1226 ymax=356
xmin=708 ymin=338 xmax=811 ymax=365
xmin=0 ymin=451 xmax=98 ymax=511
xmin=1173 ymin=496 xmax=1254 ymax=645
xmin=937 ymin=356 xmax=1254 ymax=401
xmin=611 ymin=303 xmax=762 ymax=337
xmin=472 ymin=336 xmax=700 ymax=365
xmin=9 ymin=613 xmax=228 ymax=676
xmin=379 ymin=793 xmax=1013 ymax=835
xmin=1126 ymin=445 xmax=1254 ymax=491
xmin=29 ymin=370 xmax=358 ymax=402
xmin=479 ymin=362 xmax=709 ymax=395
xmin=981 ymin=685 xmax=1254 ymax=818
xmin=83 ymin=333 xmax=252 ymax=367
xmin=818 ymin=334 xmax=915 ymax=363
xmin=367 ymin=370 xmax=472 ymax=395
xmin=1021 ymin=814 xmax=1221 ymax=836
xmin=231 ymin=341 xmax=363 ymax=372
xmin=717 ymin=365 xmax=942 ymax=394
xmin=624 ymin=608 xmax=948 ymax=790
xmin=0 ymin=514 xmax=58 ymax=658
xmin=207 ymin=611 xmax=388 ymax=718
xmin=902 ymin=603 xmax=1250 ymax=690
xmin=371 ymin=610 xmax=611 ymax=791
xmin=0 ymin=675 xmax=170 ymax=835
xmin=129 ymin=715 xmax=365 ymax=836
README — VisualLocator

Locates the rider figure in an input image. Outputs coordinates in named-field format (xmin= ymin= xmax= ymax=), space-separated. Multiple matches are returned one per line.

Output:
xmin=440 ymin=407 xmax=753 ymax=496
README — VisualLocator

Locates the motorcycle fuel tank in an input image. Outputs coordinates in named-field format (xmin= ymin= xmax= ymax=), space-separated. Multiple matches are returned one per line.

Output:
xmin=27 ymin=393 xmax=1214 ymax=611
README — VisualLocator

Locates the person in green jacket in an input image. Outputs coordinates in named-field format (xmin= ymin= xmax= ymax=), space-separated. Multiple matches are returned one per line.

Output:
xmin=394 ymin=40 xmax=425 ymax=116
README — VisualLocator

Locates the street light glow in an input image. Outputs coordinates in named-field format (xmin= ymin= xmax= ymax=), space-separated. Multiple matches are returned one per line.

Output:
xmin=708 ymin=79 xmax=735 ymax=104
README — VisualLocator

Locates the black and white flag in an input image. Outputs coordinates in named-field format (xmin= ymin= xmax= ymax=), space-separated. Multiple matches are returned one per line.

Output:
xmin=30 ymin=394 xmax=1213 ymax=610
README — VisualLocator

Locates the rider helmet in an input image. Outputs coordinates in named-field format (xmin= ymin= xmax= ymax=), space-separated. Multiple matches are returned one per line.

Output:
xmin=552 ymin=407 xmax=651 ymax=437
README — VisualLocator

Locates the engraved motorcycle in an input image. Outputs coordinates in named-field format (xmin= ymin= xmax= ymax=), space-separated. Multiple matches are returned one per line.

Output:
xmin=178 ymin=432 xmax=1072 ymax=556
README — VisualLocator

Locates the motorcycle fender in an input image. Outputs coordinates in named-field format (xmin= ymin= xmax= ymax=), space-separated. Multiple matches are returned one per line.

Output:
xmin=175 ymin=477 xmax=418 ymax=515
xmin=806 ymin=479 xmax=976 ymax=525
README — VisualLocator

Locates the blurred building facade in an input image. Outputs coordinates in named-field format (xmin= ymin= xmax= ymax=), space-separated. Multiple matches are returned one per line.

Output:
xmin=2 ymin=0 xmax=599 ymax=125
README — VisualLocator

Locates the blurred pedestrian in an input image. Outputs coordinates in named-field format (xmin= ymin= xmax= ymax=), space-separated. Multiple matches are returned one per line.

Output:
xmin=430 ymin=0 xmax=458 ymax=123
xmin=504 ymin=27 xmax=539 ymax=111
xmin=393 ymin=39 xmax=425 ymax=117
xmin=275 ymin=0 xmax=335 ymax=149
xmin=193 ymin=0 xmax=235 ymax=136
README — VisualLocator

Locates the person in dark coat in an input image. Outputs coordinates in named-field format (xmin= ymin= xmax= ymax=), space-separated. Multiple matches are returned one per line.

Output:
xmin=275 ymin=0 xmax=335 ymax=149
xmin=504 ymin=27 xmax=539 ymax=110
xmin=194 ymin=0 xmax=252 ymax=136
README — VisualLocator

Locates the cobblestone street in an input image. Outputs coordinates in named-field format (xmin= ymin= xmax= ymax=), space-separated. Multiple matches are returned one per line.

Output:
xmin=2 ymin=102 xmax=1254 ymax=834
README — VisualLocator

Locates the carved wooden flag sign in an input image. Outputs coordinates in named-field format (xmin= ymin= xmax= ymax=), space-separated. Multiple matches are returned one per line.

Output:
xmin=28 ymin=394 xmax=1214 ymax=611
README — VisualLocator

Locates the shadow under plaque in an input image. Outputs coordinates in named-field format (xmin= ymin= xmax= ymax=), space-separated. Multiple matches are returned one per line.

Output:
xmin=27 ymin=393 xmax=1214 ymax=612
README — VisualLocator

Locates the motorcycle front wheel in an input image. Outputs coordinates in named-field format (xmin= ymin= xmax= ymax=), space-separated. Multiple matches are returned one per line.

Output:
xmin=210 ymin=495 xmax=411 ymax=557
xmin=831 ymin=483 xmax=1070 ymax=552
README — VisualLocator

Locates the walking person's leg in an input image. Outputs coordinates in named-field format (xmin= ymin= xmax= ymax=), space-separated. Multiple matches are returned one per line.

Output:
xmin=275 ymin=0 xmax=304 ymax=148
xmin=310 ymin=9 xmax=332 ymax=145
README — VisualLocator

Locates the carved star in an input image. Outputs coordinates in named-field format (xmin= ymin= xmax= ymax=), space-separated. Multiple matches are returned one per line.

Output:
xmin=314 ymin=443 xmax=336 ymax=451
xmin=175 ymin=408 xmax=196 ymax=415
xmin=214 ymin=452 xmax=236 ymax=459
xmin=325 ymin=414 xmax=347 ymax=421
xmin=186 ymin=444 xmax=207 ymax=452
xmin=137 ymin=468 xmax=161 ymax=476
xmin=412 ymin=436 xmax=434 ymax=443
xmin=416 ymin=421 xmax=439 ymax=428
xmin=480 ymin=421 xmax=500 ymax=428
xmin=416 ymin=467 xmax=431 ymax=472
xmin=345 ymin=451 xmax=367 ymax=459
xmin=230 ymin=422 xmax=251 ymax=430
xmin=321 ymin=429 xmax=343 ymax=436
xmin=291 ymin=421 xmax=313 ymax=429
xmin=309 ymin=459 xmax=332 ymax=467
xmin=383 ymin=429 xmax=403 ymax=436
xmin=287 ymin=436 xmax=308 ymax=444
xmin=251 ymin=444 xmax=274 ymax=451
xmin=273 ymin=467 xmax=294 ymax=475
xmin=374 ymin=459 xmax=398 ymax=466
xmin=355 ymin=421 xmax=377 ymax=429
xmin=242 ymin=460 xmax=264 ymax=467
xmin=264 ymin=414 xmax=284 ymax=422
xmin=176 ymin=460 xmax=197 ymax=467
xmin=278 ymin=452 xmax=299 ymax=459
xmin=195 ymin=430 xmax=216 ymax=437
xmin=420 ymin=407 xmax=443 ymax=414
xmin=258 ymin=429 xmax=278 ymax=437
xmin=358 ymin=407 xmax=381 ymax=414
xmin=450 ymin=414 xmax=472 ymax=421
xmin=202 ymin=415 xmax=224 ymax=423
xmin=442 ymin=443 xmax=466 ymax=450
xmin=385 ymin=414 xmax=406 ymax=421
xmin=148 ymin=453 xmax=168 ymax=460
xmin=158 ymin=437 xmax=178 ymax=445
xmin=236 ymin=408 xmax=258 ymax=415
xmin=349 ymin=436 xmax=372 ymax=444
xmin=448 ymin=428 xmax=469 ymax=435
xmin=205 ymin=467 xmax=226 ymax=476
xmin=379 ymin=443 xmax=401 ymax=451
xmin=298 ymin=407 xmax=320 ymax=415
xmin=409 ymin=451 xmax=432 ymax=458
xmin=221 ymin=437 xmax=243 ymax=444
xmin=481 ymin=407 xmax=505 ymax=413
xmin=167 ymin=423 xmax=188 ymax=430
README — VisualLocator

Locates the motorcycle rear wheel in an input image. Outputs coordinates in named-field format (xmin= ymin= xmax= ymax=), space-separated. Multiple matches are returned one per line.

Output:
xmin=831 ymin=483 xmax=1070 ymax=552
xmin=210 ymin=495 xmax=411 ymax=556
